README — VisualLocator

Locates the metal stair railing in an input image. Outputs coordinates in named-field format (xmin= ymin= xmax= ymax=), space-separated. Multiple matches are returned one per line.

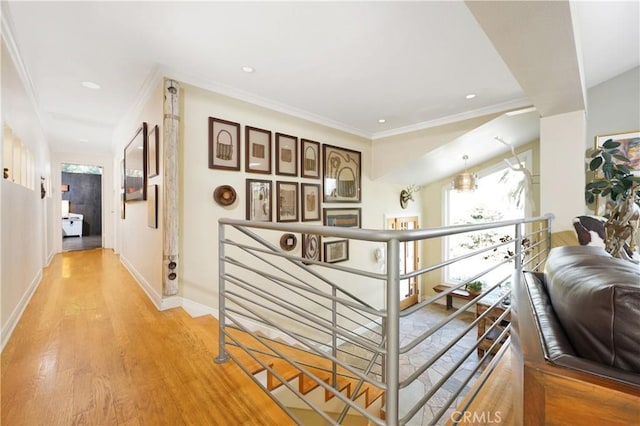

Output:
xmin=215 ymin=214 xmax=553 ymax=425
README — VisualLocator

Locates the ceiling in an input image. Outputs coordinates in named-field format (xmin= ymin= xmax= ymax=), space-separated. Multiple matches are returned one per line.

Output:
xmin=2 ymin=1 xmax=639 ymax=184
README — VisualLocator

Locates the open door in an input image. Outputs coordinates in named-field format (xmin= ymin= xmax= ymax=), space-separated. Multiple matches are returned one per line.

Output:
xmin=387 ymin=216 xmax=419 ymax=310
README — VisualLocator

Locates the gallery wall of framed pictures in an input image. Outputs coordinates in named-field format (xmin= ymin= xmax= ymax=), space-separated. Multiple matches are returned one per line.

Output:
xmin=206 ymin=115 xmax=363 ymax=264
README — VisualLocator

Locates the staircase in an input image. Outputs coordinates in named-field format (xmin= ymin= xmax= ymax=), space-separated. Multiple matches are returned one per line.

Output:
xmin=220 ymin=320 xmax=385 ymax=423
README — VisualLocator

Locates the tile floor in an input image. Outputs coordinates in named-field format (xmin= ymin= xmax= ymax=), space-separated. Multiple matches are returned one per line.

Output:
xmin=62 ymin=234 xmax=102 ymax=252
xmin=338 ymin=303 xmax=490 ymax=425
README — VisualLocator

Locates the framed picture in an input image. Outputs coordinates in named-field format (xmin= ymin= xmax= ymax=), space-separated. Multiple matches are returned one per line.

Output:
xmin=323 ymin=144 xmax=361 ymax=202
xmin=276 ymin=133 xmax=298 ymax=176
xmin=147 ymin=124 xmax=159 ymax=178
xmin=148 ymin=184 xmax=158 ymax=228
xmin=302 ymin=234 xmax=321 ymax=263
xmin=301 ymin=183 xmax=321 ymax=222
xmin=595 ymin=130 xmax=640 ymax=175
xmin=246 ymin=179 xmax=272 ymax=221
xmin=245 ymin=126 xmax=272 ymax=174
xmin=324 ymin=239 xmax=349 ymax=263
xmin=276 ymin=181 xmax=299 ymax=222
xmin=301 ymin=139 xmax=321 ymax=179
xmin=124 ymin=122 xmax=147 ymax=202
xmin=120 ymin=193 xmax=126 ymax=220
xmin=323 ymin=207 xmax=361 ymax=228
xmin=209 ymin=117 xmax=241 ymax=170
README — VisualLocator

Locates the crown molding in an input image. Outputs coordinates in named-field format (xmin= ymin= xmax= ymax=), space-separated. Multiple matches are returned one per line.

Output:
xmin=159 ymin=65 xmax=372 ymax=140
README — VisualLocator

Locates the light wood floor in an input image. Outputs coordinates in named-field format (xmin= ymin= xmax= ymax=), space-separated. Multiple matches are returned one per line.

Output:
xmin=1 ymin=249 xmax=294 ymax=426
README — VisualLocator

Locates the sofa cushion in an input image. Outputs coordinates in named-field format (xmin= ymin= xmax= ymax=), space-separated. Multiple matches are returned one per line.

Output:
xmin=544 ymin=245 xmax=640 ymax=373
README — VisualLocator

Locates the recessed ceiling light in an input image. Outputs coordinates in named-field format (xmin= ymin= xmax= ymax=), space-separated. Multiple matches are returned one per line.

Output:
xmin=241 ymin=66 xmax=255 ymax=73
xmin=78 ymin=138 xmax=89 ymax=143
xmin=81 ymin=81 xmax=101 ymax=89
xmin=465 ymin=93 xmax=476 ymax=100
xmin=378 ymin=119 xmax=386 ymax=123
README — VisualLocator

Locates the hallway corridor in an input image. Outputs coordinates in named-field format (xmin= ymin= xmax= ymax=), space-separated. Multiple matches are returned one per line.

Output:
xmin=0 ymin=249 xmax=292 ymax=426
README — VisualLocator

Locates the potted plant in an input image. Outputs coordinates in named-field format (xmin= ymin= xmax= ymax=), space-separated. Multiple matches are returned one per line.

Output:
xmin=585 ymin=138 xmax=640 ymax=259
xmin=465 ymin=280 xmax=483 ymax=296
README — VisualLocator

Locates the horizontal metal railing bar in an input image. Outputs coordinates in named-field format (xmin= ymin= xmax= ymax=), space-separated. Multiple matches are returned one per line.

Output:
xmin=228 ymin=224 xmax=380 ymax=310
xmin=224 ymin=260 xmax=386 ymax=318
xmin=220 ymin=214 xmax=554 ymax=243
xmin=224 ymin=280 xmax=382 ymax=351
xmin=400 ymin=290 xmax=510 ymax=388
xmin=226 ymin=238 xmax=388 ymax=281
xmin=449 ymin=338 xmax=512 ymax=425
xmin=400 ymin=276 xmax=508 ymax=354
xmin=222 ymin=320 xmax=347 ymax=425
xmin=401 ymin=305 xmax=512 ymax=424
xmin=225 ymin=296 xmax=387 ymax=390
xmin=225 ymin=252 xmax=380 ymax=336
xmin=431 ymin=324 xmax=512 ymax=426
xmin=401 ymin=253 xmax=512 ymax=318
xmin=402 ymin=235 xmax=516 ymax=281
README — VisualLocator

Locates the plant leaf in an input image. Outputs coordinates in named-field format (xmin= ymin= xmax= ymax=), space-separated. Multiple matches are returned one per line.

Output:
xmin=589 ymin=157 xmax=603 ymax=171
xmin=602 ymin=151 xmax=612 ymax=162
xmin=613 ymin=154 xmax=630 ymax=162
xmin=602 ymin=139 xmax=621 ymax=149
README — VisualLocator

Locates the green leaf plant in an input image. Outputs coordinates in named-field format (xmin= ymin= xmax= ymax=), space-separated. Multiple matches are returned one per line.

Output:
xmin=585 ymin=139 xmax=640 ymax=212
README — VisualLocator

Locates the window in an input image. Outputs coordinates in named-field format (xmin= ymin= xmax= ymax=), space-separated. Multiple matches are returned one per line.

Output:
xmin=444 ymin=151 xmax=531 ymax=284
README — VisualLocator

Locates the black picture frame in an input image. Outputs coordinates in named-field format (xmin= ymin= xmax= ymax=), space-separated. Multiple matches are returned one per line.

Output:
xmin=148 ymin=184 xmax=158 ymax=228
xmin=209 ymin=117 xmax=241 ymax=170
xmin=246 ymin=179 xmax=272 ymax=221
xmin=245 ymin=126 xmax=272 ymax=174
xmin=322 ymin=144 xmax=361 ymax=202
xmin=147 ymin=124 xmax=159 ymax=178
xmin=276 ymin=181 xmax=299 ymax=222
xmin=324 ymin=239 xmax=349 ymax=263
xmin=276 ymin=133 xmax=298 ymax=176
xmin=323 ymin=207 xmax=361 ymax=228
xmin=301 ymin=138 xmax=321 ymax=179
xmin=301 ymin=183 xmax=321 ymax=222
xmin=124 ymin=122 xmax=147 ymax=202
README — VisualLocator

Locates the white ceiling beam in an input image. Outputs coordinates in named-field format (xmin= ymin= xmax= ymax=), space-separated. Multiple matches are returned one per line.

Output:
xmin=465 ymin=0 xmax=586 ymax=117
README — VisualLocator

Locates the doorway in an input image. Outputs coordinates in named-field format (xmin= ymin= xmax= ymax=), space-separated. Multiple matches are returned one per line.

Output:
xmin=387 ymin=216 xmax=419 ymax=310
xmin=61 ymin=163 xmax=103 ymax=252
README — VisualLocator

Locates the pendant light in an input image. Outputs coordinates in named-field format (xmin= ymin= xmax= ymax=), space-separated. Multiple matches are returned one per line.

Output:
xmin=453 ymin=155 xmax=477 ymax=192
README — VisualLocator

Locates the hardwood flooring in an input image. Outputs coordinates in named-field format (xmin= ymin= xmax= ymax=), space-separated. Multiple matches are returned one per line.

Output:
xmin=1 ymin=249 xmax=294 ymax=426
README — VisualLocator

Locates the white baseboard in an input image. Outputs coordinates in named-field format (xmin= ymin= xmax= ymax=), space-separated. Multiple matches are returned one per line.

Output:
xmin=1 ymin=270 xmax=42 ymax=352
xmin=120 ymin=255 xmax=164 ymax=311
xmin=181 ymin=297 xmax=219 ymax=318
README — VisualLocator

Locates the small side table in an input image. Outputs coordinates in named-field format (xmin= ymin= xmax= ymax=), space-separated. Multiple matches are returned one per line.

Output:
xmin=476 ymin=301 xmax=511 ymax=357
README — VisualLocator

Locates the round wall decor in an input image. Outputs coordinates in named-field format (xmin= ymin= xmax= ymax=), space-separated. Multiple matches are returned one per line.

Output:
xmin=279 ymin=233 xmax=297 ymax=251
xmin=213 ymin=185 xmax=237 ymax=206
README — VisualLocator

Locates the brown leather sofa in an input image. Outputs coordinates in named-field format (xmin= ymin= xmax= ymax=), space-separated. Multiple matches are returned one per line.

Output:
xmin=513 ymin=245 xmax=640 ymax=425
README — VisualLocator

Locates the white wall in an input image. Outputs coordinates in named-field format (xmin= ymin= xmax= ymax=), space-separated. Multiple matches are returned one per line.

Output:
xmin=180 ymin=83 xmax=419 ymax=313
xmin=112 ymin=79 xmax=165 ymax=307
xmin=586 ymin=66 xmax=640 ymax=150
xmin=1 ymin=36 xmax=53 ymax=350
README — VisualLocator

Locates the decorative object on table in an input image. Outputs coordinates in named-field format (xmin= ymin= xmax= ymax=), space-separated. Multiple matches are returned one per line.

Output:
xmin=213 ymin=185 xmax=237 ymax=206
xmin=124 ymin=122 xmax=148 ymax=202
xmin=245 ymin=126 xmax=272 ymax=174
xmin=276 ymin=181 xmax=298 ymax=222
xmin=246 ymin=179 xmax=272 ymax=221
xmin=148 ymin=184 xmax=158 ymax=228
xmin=302 ymin=234 xmax=321 ymax=263
xmin=208 ymin=117 xmax=240 ymax=171
xmin=279 ymin=233 xmax=297 ymax=251
xmin=301 ymin=183 xmax=321 ymax=221
xmin=275 ymin=133 xmax=298 ymax=176
xmin=324 ymin=239 xmax=349 ymax=263
xmin=399 ymin=184 xmax=421 ymax=209
xmin=465 ymin=280 xmax=483 ymax=296
xmin=323 ymin=207 xmax=361 ymax=228
xmin=300 ymin=139 xmax=321 ymax=179
xmin=586 ymin=131 xmax=640 ymax=261
xmin=323 ymin=144 xmax=361 ymax=202
xmin=452 ymin=155 xmax=477 ymax=192
xmin=147 ymin=124 xmax=159 ymax=178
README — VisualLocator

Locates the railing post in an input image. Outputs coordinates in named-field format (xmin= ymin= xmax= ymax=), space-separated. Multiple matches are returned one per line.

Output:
xmin=385 ymin=238 xmax=400 ymax=425
xmin=215 ymin=222 xmax=228 ymax=364
xmin=332 ymin=287 xmax=338 ymax=388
